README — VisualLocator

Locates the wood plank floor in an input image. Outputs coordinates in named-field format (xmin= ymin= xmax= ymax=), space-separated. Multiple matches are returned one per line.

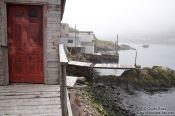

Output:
xmin=0 ymin=84 xmax=62 ymax=116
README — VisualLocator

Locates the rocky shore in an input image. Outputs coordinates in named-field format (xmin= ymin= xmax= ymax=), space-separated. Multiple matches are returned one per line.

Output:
xmin=95 ymin=39 xmax=135 ymax=53
xmin=69 ymin=66 xmax=175 ymax=116
xmin=106 ymin=66 xmax=175 ymax=90
xmin=69 ymin=85 xmax=136 ymax=115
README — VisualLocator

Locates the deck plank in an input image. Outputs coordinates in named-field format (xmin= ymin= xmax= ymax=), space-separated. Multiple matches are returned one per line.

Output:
xmin=0 ymin=84 xmax=62 ymax=116
xmin=94 ymin=63 xmax=135 ymax=69
xmin=0 ymin=92 xmax=60 ymax=100
xmin=68 ymin=61 xmax=92 ymax=67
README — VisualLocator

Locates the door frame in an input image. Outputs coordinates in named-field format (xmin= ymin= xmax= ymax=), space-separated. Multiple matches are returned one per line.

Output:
xmin=5 ymin=2 xmax=47 ymax=84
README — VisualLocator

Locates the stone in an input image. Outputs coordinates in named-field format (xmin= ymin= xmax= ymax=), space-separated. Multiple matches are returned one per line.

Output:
xmin=93 ymin=82 xmax=105 ymax=88
xmin=77 ymin=77 xmax=87 ymax=84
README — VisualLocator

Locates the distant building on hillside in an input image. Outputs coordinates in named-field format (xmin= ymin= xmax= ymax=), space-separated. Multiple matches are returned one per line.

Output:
xmin=78 ymin=31 xmax=95 ymax=54
xmin=61 ymin=23 xmax=95 ymax=54
xmin=61 ymin=23 xmax=81 ymax=47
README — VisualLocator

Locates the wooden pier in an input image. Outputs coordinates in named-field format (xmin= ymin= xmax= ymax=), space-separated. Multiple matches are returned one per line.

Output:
xmin=66 ymin=61 xmax=135 ymax=81
xmin=0 ymin=84 xmax=62 ymax=116
xmin=68 ymin=61 xmax=135 ymax=69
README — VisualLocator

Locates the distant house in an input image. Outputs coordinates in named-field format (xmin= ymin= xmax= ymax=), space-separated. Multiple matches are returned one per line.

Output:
xmin=61 ymin=24 xmax=95 ymax=54
xmin=78 ymin=31 xmax=95 ymax=54
xmin=61 ymin=23 xmax=81 ymax=48
xmin=0 ymin=0 xmax=66 ymax=85
xmin=61 ymin=37 xmax=82 ymax=48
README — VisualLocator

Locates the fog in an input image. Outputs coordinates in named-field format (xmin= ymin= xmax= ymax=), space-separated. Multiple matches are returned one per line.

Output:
xmin=62 ymin=0 xmax=175 ymax=44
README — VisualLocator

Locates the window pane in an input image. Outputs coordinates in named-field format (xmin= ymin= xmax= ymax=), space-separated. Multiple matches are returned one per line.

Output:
xmin=28 ymin=7 xmax=38 ymax=17
xmin=68 ymin=40 xmax=73 ymax=43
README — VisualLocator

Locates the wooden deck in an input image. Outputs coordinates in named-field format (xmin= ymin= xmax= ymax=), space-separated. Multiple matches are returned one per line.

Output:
xmin=0 ymin=84 xmax=62 ymax=116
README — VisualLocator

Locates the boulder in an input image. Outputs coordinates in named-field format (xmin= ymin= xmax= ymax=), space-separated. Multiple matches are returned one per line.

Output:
xmin=77 ymin=77 xmax=87 ymax=84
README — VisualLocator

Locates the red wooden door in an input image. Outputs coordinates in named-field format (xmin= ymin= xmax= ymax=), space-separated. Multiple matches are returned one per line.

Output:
xmin=7 ymin=4 xmax=44 ymax=83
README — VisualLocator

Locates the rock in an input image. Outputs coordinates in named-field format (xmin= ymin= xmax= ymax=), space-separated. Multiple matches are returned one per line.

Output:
xmin=71 ymin=104 xmax=80 ymax=116
xmin=70 ymin=91 xmax=85 ymax=116
xmin=88 ymin=113 xmax=93 ymax=116
xmin=140 ymin=69 xmax=150 ymax=76
xmin=111 ymin=85 xmax=117 ymax=89
xmin=83 ymin=107 xmax=87 ymax=112
xmin=93 ymin=82 xmax=105 ymax=88
xmin=121 ymin=69 xmax=138 ymax=77
xmin=116 ymin=65 xmax=175 ymax=89
xmin=116 ymin=92 xmax=120 ymax=96
xmin=77 ymin=77 xmax=87 ymax=84
xmin=118 ymin=44 xmax=135 ymax=50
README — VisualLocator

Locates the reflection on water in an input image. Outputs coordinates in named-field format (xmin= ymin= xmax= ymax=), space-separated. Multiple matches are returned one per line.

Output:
xmin=132 ymin=88 xmax=175 ymax=115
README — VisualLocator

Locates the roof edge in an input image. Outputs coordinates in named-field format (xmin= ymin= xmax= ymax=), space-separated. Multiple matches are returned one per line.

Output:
xmin=61 ymin=0 xmax=66 ymax=20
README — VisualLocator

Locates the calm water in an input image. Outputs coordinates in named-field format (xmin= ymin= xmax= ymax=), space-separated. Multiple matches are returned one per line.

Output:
xmin=119 ymin=43 xmax=175 ymax=70
xmin=132 ymin=88 xmax=175 ymax=115
xmin=95 ymin=43 xmax=175 ymax=114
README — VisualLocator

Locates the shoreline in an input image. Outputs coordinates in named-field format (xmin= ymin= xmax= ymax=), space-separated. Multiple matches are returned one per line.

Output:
xmin=69 ymin=66 xmax=175 ymax=116
xmin=69 ymin=83 xmax=175 ymax=116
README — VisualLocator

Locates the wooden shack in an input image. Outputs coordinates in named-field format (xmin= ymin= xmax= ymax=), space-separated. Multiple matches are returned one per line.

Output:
xmin=0 ymin=0 xmax=66 ymax=85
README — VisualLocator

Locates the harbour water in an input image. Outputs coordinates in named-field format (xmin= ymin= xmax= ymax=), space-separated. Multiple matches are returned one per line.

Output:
xmin=119 ymin=43 xmax=175 ymax=70
xmin=133 ymin=88 xmax=175 ymax=116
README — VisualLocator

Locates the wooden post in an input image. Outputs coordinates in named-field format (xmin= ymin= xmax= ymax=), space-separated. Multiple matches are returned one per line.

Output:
xmin=60 ymin=63 xmax=68 ymax=116
xmin=74 ymin=24 xmax=76 ymax=47
xmin=59 ymin=44 xmax=68 ymax=116
xmin=115 ymin=41 xmax=117 ymax=53
xmin=117 ymin=34 xmax=118 ymax=51
xmin=135 ymin=50 xmax=137 ymax=67
xmin=90 ymin=64 xmax=94 ymax=82
xmin=0 ymin=45 xmax=9 ymax=86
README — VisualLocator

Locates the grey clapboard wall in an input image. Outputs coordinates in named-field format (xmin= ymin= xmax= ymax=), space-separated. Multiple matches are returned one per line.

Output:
xmin=45 ymin=3 xmax=61 ymax=84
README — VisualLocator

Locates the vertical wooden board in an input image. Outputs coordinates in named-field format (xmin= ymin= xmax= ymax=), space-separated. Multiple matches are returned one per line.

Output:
xmin=45 ymin=4 xmax=62 ymax=84
xmin=0 ymin=1 xmax=5 ymax=46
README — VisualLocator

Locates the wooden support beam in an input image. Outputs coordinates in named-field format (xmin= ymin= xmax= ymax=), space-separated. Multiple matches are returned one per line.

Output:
xmin=59 ymin=44 xmax=69 ymax=116
xmin=60 ymin=64 xmax=68 ymax=116
xmin=59 ymin=44 xmax=68 ymax=63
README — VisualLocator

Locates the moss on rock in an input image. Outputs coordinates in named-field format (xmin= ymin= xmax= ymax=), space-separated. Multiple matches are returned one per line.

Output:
xmin=94 ymin=66 xmax=175 ymax=89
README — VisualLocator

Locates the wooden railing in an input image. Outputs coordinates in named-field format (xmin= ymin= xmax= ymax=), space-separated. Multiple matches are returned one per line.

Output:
xmin=59 ymin=44 xmax=72 ymax=116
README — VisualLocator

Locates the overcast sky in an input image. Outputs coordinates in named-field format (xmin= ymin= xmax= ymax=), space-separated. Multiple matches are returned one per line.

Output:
xmin=62 ymin=0 xmax=175 ymax=42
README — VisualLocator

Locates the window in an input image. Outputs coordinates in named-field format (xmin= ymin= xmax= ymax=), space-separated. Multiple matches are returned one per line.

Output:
xmin=14 ymin=10 xmax=23 ymax=17
xmin=68 ymin=40 xmax=73 ymax=43
xmin=28 ymin=7 xmax=38 ymax=17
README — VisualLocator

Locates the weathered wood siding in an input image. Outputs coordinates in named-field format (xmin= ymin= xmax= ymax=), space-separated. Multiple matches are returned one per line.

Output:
xmin=46 ymin=2 xmax=61 ymax=84
xmin=0 ymin=1 xmax=9 ymax=85
xmin=0 ymin=0 xmax=63 ymax=85
xmin=0 ymin=49 xmax=3 ymax=84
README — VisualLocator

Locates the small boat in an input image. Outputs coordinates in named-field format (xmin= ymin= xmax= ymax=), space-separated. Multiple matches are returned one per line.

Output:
xmin=142 ymin=44 xmax=149 ymax=48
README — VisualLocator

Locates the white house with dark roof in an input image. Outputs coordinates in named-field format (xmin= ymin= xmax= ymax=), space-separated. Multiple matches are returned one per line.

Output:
xmin=61 ymin=24 xmax=95 ymax=54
